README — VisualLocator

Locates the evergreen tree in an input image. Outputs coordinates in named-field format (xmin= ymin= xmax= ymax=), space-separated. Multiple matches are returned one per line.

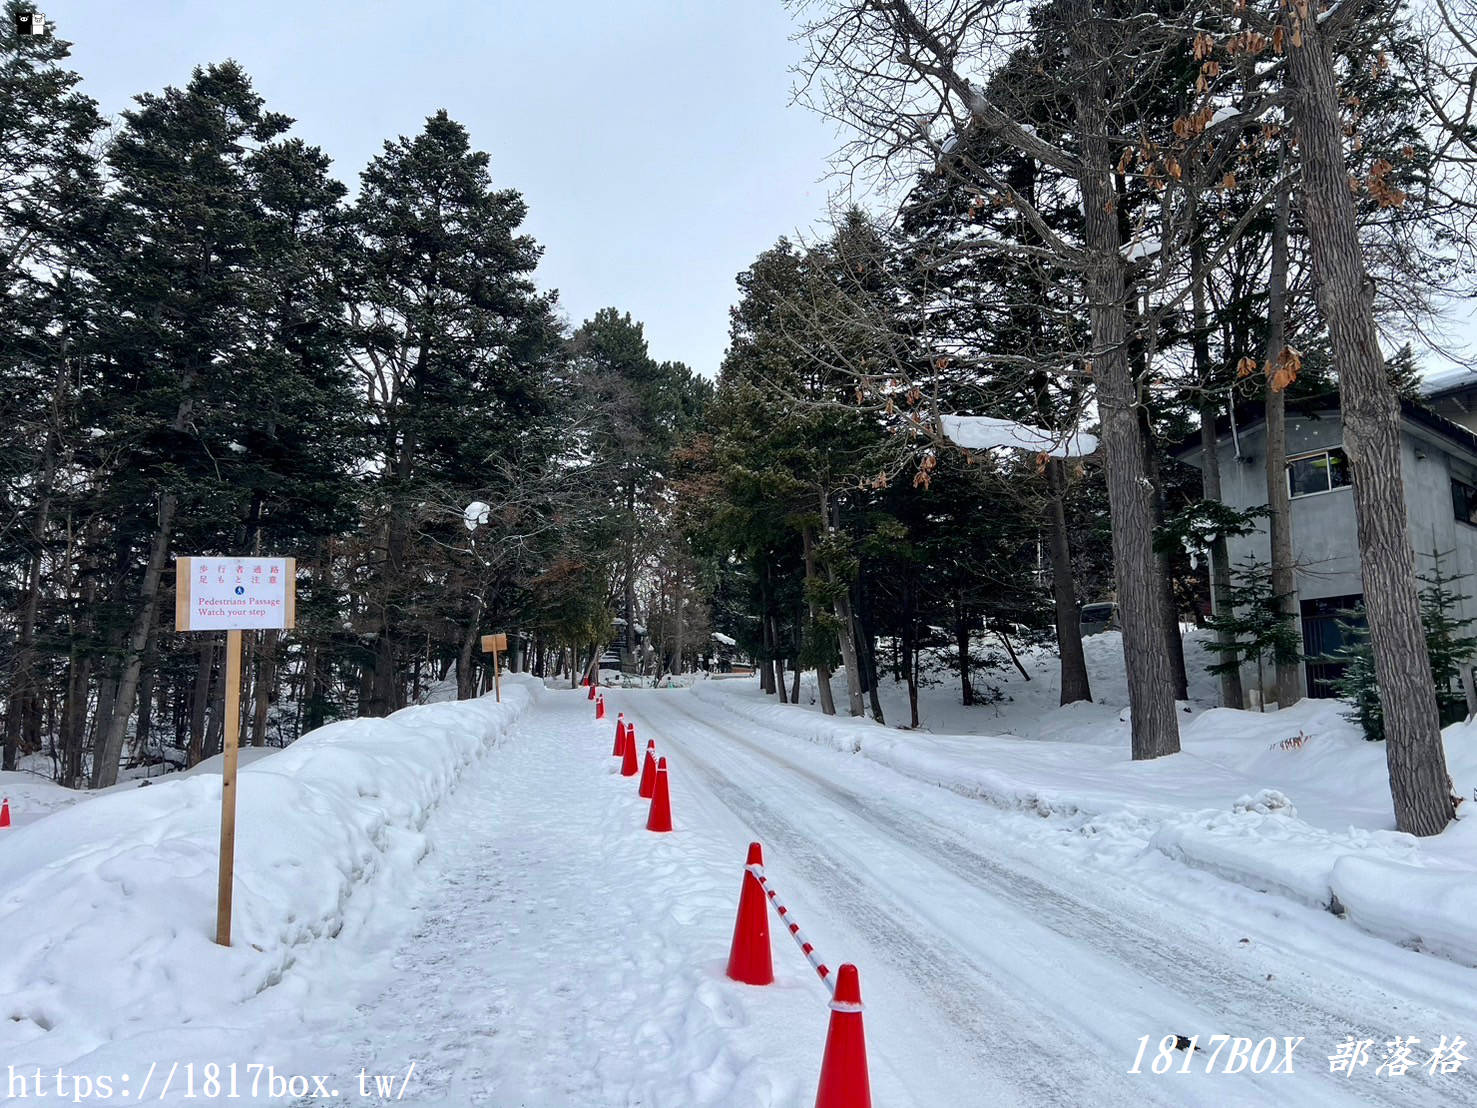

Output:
xmin=1201 ymin=558 xmax=1302 ymax=710
xmin=0 ymin=4 xmax=105 ymax=771
xmin=1337 ymin=548 xmax=1477 ymax=739
xmin=83 ymin=62 xmax=296 ymax=786
xmin=351 ymin=109 xmax=561 ymax=714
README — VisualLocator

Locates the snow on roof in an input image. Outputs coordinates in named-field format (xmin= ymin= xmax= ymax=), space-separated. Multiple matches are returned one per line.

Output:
xmin=1122 ymin=235 xmax=1161 ymax=263
xmin=938 ymin=414 xmax=1098 ymax=458
xmin=1419 ymin=366 xmax=1477 ymax=397
xmin=711 ymin=631 xmax=737 ymax=646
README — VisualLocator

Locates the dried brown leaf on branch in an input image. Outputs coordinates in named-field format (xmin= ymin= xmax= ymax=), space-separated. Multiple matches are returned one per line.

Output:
xmin=1266 ymin=346 xmax=1302 ymax=392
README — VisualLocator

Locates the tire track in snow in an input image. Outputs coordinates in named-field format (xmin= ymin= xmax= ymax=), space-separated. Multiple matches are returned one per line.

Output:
xmin=640 ymin=697 xmax=1178 ymax=1108
xmin=642 ymin=692 xmax=1461 ymax=1108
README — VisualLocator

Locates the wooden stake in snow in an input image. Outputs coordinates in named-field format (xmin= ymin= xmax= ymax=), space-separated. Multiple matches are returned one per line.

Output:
xmin=175 ymin=556 xmax=296 ymax=947
xmin=481 ymin=632 xmax=508 ymax=702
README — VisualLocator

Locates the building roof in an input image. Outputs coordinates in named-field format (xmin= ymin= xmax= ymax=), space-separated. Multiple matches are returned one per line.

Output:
xmin=1419 ymin=367 xmax=1477 ymax=399
xmin=1170 ymin=389 xmax=1477 ymax=466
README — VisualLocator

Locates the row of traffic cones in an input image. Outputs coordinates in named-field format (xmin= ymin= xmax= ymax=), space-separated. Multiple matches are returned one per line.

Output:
xmin=604 ymin=706 xmax=861 ymax=1104
xmin=612 ymin=712 xmax=670 ymax=832
xmin=727 ymin=842 xmax=871 ymax=1108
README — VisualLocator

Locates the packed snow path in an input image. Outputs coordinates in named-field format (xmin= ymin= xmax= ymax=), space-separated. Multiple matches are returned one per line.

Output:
xmin=269 ymin=686 xmax=1477 ymax=1106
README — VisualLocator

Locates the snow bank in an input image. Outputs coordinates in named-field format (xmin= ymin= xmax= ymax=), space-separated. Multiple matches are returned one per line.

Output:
xmin=691 ymin=679 xmax=1477 ymax=969
xmin=0 ymin=679 xmax=536 ymax=1064
xmin=0 ymin=770 xmax=89 ymax=827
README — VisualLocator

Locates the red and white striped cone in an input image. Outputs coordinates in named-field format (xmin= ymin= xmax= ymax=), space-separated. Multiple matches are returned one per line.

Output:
xmin=620 ymin=725 xmax=640 ymax=777
xmin=588 ymin=680 xmax=597 ymax=701
xmin=646 ymin=757 xmax=672 ymax=832
xmin=725 ymin=842 xmax=773 ymax=985
xmin=638 ymin=740 xmax=657 ymax=798
xmin=813 ymin=964 xmax=871 ymax=1108
xmin=613 ymin=713 xmax=626 ymax=757
xmin=0 ymin=797 xmax=9 ymax=829
xmin=595 ymin=692 xmax=605 ymax=720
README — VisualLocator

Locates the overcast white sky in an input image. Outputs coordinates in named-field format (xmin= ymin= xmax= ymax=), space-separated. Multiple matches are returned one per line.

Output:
xmin=52 ymin=1 xmax=841 ymax=375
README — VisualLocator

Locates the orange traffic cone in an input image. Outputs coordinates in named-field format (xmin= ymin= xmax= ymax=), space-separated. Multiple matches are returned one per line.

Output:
xmin=613 ymin=713 xmax=626 ymax=756
xmin=0 ymin=797 xmax=9 ymax=828
xmin=638 ymin=740 xmax=657 ymax=798
xmin=725 ymin=842 xmax=773 ymax=985
xmin=814 ymin=964 xmax=871 ymax=1108
xmin=646 ymin=757 xmax=672 ymax=832
xmin=596 ymin=692 xmax=605 ymax=720
xmin=620 ymin=725 xmax=640 ymax=776
xmin=588 ymin=681 xmax=597 ymax=701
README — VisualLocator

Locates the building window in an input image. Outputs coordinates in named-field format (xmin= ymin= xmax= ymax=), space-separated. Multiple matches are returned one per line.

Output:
xmin=1453 ymin=479 xmax=1477 ymax=526
xmin=1287 ymin=448 xmax=1351 ymax=498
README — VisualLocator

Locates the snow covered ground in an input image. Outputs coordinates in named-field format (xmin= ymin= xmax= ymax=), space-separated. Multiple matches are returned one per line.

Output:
xmin=5 ymin=651 xmax=1477 ymax=1105
xmin=707 ymin=632 xmax=1477 ymax=969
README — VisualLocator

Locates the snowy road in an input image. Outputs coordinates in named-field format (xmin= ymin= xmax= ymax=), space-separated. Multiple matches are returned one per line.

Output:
xmin=630 ymin=688 xmax=1477 ymax=1107
xmin=242 ymin=686 xmax=1477 ymax=1107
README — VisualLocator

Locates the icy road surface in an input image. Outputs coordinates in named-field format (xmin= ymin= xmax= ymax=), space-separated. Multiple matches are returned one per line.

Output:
xmin=271 ymin=687 xmax=1477 ymax=1107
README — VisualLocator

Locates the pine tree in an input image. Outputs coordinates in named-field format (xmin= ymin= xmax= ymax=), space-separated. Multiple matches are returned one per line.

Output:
xmin=0 ymin=3 xmax=105 ymax=771
xmin=1201 ymin=558 xmax=1302 ymax=710
xmin=351 ymin=109 xmax=561 ymax=713
xmin=1340 ymin=549 xmax=1477 ymax=740
xmin=1418 ymin=549 xmax=1477 ymax=725
xmin=83 ymin=61 xmax=295 ymax=786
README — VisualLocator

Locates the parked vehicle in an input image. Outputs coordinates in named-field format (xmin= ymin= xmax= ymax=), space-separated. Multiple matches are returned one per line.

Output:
xmin=1079 ymin=601 xmax=1119 ymax=637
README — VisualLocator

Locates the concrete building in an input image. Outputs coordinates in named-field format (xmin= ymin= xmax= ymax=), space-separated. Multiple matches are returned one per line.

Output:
xmin=1172 ymin=373 xmax=1477 ymax=704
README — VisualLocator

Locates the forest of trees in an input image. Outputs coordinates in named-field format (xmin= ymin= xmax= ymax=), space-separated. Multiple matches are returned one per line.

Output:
xmin=5 ymin=2 xmax=1477 ymax=839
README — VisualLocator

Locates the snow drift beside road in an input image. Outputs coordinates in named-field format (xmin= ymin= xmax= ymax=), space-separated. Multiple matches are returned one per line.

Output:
xmin=691 ymin=675 xmax=1477 ymax=969
xmin=0 ymin=679 xmax=536 ymax=1067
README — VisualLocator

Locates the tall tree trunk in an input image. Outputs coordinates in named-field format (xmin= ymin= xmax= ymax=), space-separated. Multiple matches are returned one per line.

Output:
xmin=134 ymin=628 xmax=159 ymax=763
xmin=455 ymin=606 xmax=481 ymax=700
xmin=1044 ymin=458 xmax=1093 ymax=705
xmin=189 ymin=639 xmax=213 ymax=767
xmin=1192 ymin=234 xmax=1246 ymax=710
xmin=902 ymin=576 xmax=919 ymax=727
xmin=803 ymin=525 xmax=837 ymax=716
xmin=624 ymin=478 xmax=637 ymax=663
xmin=1069 ymin=6 xmax=1179 ymax=757
xmin=673 ymin=575 xmax=685 ymax=675
xmin=823 ymin=490 xmax=866 ymax=717
xmin=204 ymin=660 xmax=226 ymax=760
xmin=773 ymin=614 xmax=788 ymax=704
xmin=1285 ymin=7 xmax=1451 ymax=833
xmin=855 ymin=575 xmax=886 ymax=723
xmin=1140 ymin=411 xmax=1189 ymax=700
xmin=6 ymin=345 xmax=73 ymax=770
xmin=759 ymin=561 xmax=777 ymax=695
xmin=59 ymin=653 xmax=91 ymax=788
xmin=1262 ymin=176 xmax=1303 ymax=709
xmin=956 ymin=596 xmax=974 ymax=707
xmin=91 ymin=492 xmax=178 ymax=788
xmin=251 ymin=630 xmax=278 ymax=746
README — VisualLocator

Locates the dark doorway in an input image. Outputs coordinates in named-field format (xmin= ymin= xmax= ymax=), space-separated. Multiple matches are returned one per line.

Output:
xmin=1300 ymin=593 xmax=1365 ymax=698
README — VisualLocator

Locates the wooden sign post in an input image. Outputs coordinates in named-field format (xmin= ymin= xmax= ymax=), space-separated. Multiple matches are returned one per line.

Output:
xmin=480 ymin=632 xmax=508 ymax=702
xmin=175 ymin=556 xmax=296 ymax=947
